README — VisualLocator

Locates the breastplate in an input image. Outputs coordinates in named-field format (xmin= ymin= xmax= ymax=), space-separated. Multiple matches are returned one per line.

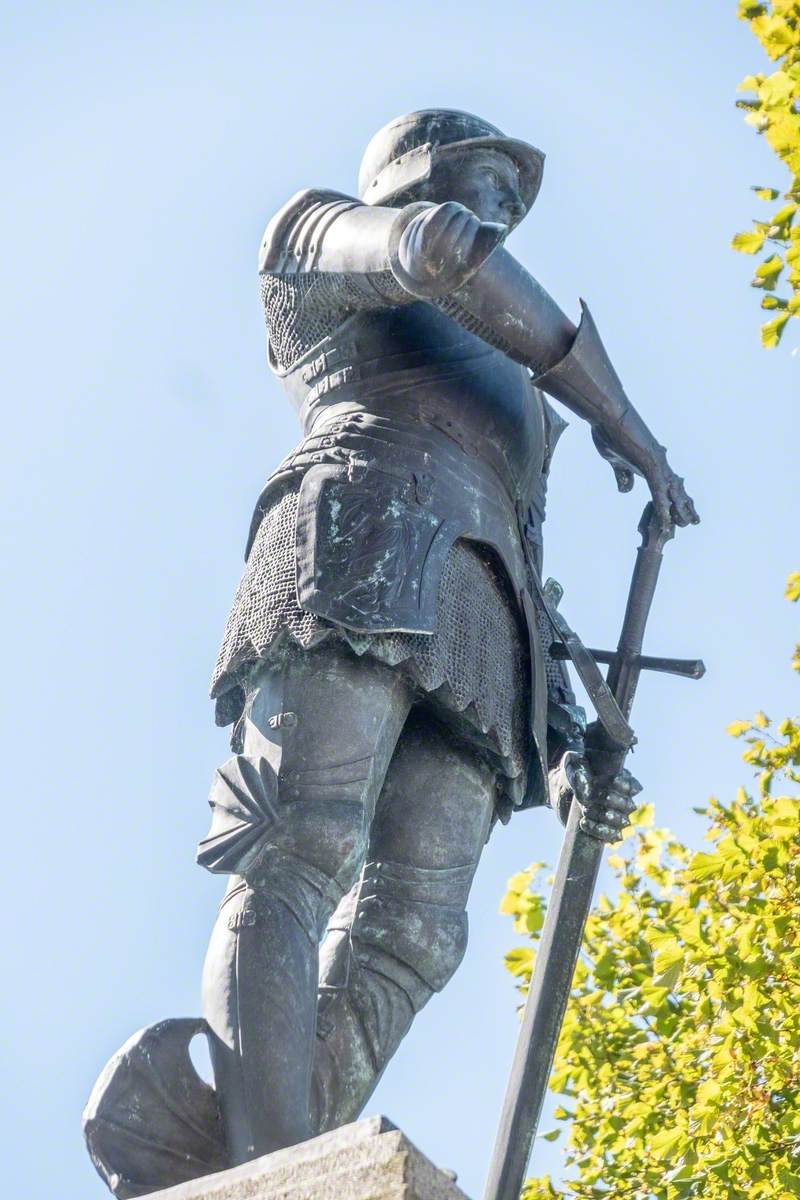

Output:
xmin=278 ymin=300 xmax=546 ymax=506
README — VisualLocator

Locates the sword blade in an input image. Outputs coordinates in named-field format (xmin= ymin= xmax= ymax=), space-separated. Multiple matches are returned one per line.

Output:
xmin=483 ymin=504 xmax=672 ymax=1200
xmin=483 ymin=801 xmax=601 ymax=1200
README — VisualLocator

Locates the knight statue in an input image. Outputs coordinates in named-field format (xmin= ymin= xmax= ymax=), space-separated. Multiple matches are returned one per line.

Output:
xmin=83 ymin=109 xmax=698 ymax=1198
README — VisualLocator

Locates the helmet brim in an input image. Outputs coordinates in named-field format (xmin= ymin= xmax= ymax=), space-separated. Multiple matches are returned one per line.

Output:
xmin=362 ymin=134 xmax=544 ymax=222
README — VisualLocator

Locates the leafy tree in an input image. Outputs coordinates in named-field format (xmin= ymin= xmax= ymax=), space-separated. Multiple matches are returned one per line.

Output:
xmin=731 ymin=2 xmax=800 ymax=347
xmin=502 ymin=575 xmax=800 ymax=1199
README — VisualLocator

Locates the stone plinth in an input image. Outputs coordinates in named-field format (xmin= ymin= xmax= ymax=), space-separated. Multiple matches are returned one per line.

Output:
xmin=145 ymin=1116 xmax=471 ymax=1200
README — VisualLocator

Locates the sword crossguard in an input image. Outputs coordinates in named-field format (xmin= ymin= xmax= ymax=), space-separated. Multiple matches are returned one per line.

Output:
xmin=548 ymin=643 xmax=705 ymax=680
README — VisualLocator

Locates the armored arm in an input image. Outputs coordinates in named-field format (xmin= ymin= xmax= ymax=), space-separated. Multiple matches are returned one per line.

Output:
xmin=262 ymin=192 xmax=697 ymax=529
xmin=389 ymin=202 xmax=699 ymax=529
xmin=259 ymin=190 xmax=504 ymax=300
xmin=257 ymin=190 xmax=518 ymax=384
xmin=447 ymin=259 xmax=669 ymax=505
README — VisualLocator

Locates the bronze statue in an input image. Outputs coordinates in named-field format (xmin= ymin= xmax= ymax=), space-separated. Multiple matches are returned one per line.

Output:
xmin=84 ymin=110 xmax=698 ymax=1198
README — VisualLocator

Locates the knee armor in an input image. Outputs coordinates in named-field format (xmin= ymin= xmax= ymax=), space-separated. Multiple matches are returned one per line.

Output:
xmin=351 ymin=858 xmax=473 ymax=1001
xmin=197 ymin=751 xmax=370 ymax=938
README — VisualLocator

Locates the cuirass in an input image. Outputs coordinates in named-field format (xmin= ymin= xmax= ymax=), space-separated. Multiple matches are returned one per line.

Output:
xmin=279 ymin=300 xmax=546 ymax=508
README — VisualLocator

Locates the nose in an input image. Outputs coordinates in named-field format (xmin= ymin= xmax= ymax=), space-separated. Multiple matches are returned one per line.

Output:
xmin=502 ymin=192 xmax=526 ymax=223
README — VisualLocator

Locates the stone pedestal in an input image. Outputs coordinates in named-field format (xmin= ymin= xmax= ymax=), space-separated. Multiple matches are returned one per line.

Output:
xmin=145 ymin=1116 xmax=471 ymax=1200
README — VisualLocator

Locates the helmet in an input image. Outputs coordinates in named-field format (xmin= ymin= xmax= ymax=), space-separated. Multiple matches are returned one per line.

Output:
xmin=358 ymin=109 xmax=544 ymax=217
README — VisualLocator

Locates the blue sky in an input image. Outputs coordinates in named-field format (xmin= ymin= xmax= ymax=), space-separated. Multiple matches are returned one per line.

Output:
xmin=1 ymin=2 xmax=797 ymax=1196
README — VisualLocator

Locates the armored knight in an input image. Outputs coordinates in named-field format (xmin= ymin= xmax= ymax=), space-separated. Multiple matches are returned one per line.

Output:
xmin=84 ymin=111 xmax=698 ymax=1197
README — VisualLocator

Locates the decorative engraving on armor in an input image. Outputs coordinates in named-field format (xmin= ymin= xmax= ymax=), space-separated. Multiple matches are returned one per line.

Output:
xmin=301 ymin=350 xmax=336 ymax=384
xmin=227 ymin=906 xmax=258 ymax=931
xmin=306 ymin=365 xmax=355 ymax=405
xmin=320 ymin=486 xmax=415 ymax=614
xmin=268 ymin=711 xmax=298 ymax=729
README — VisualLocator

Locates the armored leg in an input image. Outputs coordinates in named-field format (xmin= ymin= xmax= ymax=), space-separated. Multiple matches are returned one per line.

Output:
xmin=311 ymin=707 xmax=497 ymax=1132
xmin=199 ymin=643 xmax=412 ymax=1163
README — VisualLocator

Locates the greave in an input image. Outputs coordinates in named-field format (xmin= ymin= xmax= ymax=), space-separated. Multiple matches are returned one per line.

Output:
xmin=202 ymin=872 xmax=324 ymax=1162
xmin=310 ymin=858 xmax=473 ymax=1133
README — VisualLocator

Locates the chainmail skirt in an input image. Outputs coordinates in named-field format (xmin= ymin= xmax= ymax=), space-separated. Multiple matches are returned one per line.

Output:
xmin=211 ymin=479 xmax=530 ymax=789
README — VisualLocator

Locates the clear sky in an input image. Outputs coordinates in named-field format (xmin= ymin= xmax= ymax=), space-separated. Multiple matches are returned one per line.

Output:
xmin=1 ymin=2 xmax=797 ymax=1196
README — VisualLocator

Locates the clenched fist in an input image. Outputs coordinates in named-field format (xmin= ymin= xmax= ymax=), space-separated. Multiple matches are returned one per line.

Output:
xmin=549 ymin=749 xmax=641 ymax=843
xmin=393 ymin=201 xmax=507 ymax=299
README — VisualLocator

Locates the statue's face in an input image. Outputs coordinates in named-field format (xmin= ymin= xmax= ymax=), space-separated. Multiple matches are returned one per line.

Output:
xmin=426 ymin=148 xmax=526 ymax=227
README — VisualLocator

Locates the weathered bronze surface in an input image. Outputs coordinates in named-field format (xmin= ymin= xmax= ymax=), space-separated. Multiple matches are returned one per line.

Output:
xmin=84 ymin=110 xmax=698 ymax=1198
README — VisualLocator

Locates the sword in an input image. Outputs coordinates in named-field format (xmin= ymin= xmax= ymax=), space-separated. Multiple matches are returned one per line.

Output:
xmin=483 ymin=503 xmax=704 ymax=1200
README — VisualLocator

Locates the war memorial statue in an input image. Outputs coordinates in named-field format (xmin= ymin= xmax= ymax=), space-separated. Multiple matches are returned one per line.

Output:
xmin=84 ymin=110 xmax=699 ymax=1198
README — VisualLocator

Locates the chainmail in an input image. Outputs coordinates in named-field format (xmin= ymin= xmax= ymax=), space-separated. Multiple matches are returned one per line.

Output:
xmin=537 ymin=604 xmax=571 ymax=696
xmin=211 ymin=479 xmax=532 ymax=782
xmin=262 ymin=270 xmax=410 ymax=374
xmin=260 ymin=266 xmax=534 ymax=379
xmin=432 ymin=294 xmax=535 ymax=368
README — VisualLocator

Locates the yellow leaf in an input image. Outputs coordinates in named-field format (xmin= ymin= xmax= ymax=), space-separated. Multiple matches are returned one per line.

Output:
xmin=770 ymin=796 xmax=799 ymax=824
xmin=732 ymin=229 xmax=768 ymax=254
xmin=738 ymin=71 xmax=765 ymax=93
xmin=538 ymin=1129 xmax=561 ymax=1142
xmin=738 ymin=4 xmax=765 ymax=24
xmin=630 ymin=802 xmax=655 ymax=828
xmin=754 ymin=711 xmax=770 ymax=728
xmin=649 ymin=1125 xmax=684 ymax=1157
xmin=688 ymin=851 xmax=720 ymax=880
xmin=504 ymin=946 xmax=533 ymax=979
xmin=654 ymin=959 xmax=683 ymax=991
xmin=786 ymin=571 xmax=800 ymax=602
xmin=769 ymin=201 xmax=798 ymax=228
xmin=696 ymin=1079 xmax=722 ymax=1107
xmin=752 ymin=254 xmax=784 ymax=288
xmin=759 ymin=70 xmax=796 ymax=106
xmin=727 ymin=720 xmax=752 ymax=737
xmin=762 ymin=311 xmax=791 ymax=346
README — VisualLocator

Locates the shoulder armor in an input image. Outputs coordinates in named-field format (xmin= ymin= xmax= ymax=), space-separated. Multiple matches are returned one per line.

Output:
xmin=258 ymin=188 xmax=360 ymax=274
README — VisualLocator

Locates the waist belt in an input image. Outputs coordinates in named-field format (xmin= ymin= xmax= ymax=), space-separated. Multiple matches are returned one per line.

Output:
xmin=248 ymin=412 xmax=526 ymax=575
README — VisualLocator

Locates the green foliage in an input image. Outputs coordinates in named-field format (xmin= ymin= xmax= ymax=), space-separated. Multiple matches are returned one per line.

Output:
xmin=731 ymin=1 xmax=800 ymax=346
xmin=502 ymin=579 xmax=800 ymax=1198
